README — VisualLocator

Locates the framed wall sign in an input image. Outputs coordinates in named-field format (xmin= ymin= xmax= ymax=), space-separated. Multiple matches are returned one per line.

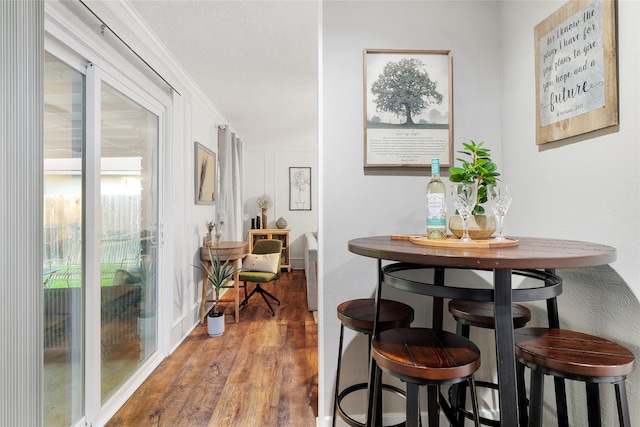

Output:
xmin=195 ymin=141 xmax=216 ymax=205
xmin=534 ymin=0 xmax=618 ymax=145
xmin=289 ymin=167 xmax=311 ymax=211
xmin=363 ymin=49 xmax=453 ymax=169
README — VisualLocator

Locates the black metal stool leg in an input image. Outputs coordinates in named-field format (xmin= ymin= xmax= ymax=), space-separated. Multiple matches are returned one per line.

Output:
xmin=333 ymin=324 xmax=345 ymax=427
xmin=427 ymin=385 xmax=438 ymax=427
xmin=585 ymin=382 xmax=602 ymax=427
xmin=371 ymin=364 xmax=383 ymax=427
xmin=528 ymin=370 xmax=544 ymax=427
xmin=554 ymin=377 xmax=569 ymax=427
xmin=615 ymin=381 xmax=631 ymax=427
xmin=452 ymin=322 xmax=470 ymax=425
xmin=468 ymin=376 xmax=481 ymax=427
xmin=516 ymin=361 xmax=528 ymax=427
xmin=406 ymin=382 xmax=420 ymax=427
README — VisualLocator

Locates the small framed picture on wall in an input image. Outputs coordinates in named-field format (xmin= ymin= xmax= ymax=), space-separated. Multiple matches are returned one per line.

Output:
xmin=289 ymin=167 xmax=311 ymax=211
xmin=195 ymin=141 xmax=216 ymax=205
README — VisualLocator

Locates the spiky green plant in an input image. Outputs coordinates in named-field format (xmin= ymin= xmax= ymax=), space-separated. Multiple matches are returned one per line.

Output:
xmin=198 ymin=248 xmax=239 ymax=316
xmin=449 ymin=140 xmax=500 ymax=215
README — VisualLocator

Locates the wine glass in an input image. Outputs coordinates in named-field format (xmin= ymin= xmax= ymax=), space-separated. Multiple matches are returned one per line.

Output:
xmin=451 ymin=183 xmax=478 ymax=243
xmin=487 ymin=183 xmax=513 ymax=242
xmin=214 ymin=222 xmax=224 ymax=244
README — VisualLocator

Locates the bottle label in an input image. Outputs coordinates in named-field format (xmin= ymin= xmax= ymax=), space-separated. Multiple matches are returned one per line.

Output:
xmin=426 ymin=193 xmax=446 ymax=227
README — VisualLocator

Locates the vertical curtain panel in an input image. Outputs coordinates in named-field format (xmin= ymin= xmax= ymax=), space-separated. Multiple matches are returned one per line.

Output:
xmin=0 ymin=1 xmax=45 ymax=425
xmin=217 ymin=126 xmax=243 ymax=241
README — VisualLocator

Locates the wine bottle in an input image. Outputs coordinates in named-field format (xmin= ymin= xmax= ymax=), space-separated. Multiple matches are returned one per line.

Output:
xmin=426 ymin=158 xmax=447 ymax=239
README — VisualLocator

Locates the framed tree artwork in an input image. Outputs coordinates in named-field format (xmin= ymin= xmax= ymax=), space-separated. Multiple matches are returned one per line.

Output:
xmin=289 ymin=167 xmax=311 ymax=211
xmin=534 ymin=0 xmax=618 ymax=144
xmin=363 ymin=49 xmax=453 ymax=169
xmin=195 ymin=141 xmax=216 ymax=205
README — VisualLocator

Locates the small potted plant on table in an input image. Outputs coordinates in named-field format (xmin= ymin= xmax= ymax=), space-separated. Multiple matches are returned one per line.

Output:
xmin=449 ymin=140 xmax=500 ymax=239
xmin=199 ymin=248 xmax=239 ymax=337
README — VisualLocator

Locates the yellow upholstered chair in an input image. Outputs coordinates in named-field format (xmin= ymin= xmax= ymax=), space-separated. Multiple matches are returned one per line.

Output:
xmin=238 ymin=239 xmax=282 ymax=316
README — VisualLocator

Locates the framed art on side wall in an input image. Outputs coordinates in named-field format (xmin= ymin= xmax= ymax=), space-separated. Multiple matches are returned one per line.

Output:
xmin=363 ymin=49 xmax=453 ymax=169
xmin=534 ymin=0 xmax=618 ymax=145
xmin=195 ymin=141 xmax=216 ymax=205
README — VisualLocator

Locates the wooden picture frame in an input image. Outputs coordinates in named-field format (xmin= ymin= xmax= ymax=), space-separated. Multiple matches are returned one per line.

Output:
xmin=289 ymin=167 xmax=311 ymax=211
xmin=535 ymin=0 xmax=618 ymax=145
xmin=363 ymin=49 xmax=453 ymax=169
xmin=195 ymin=141 xmax=216 ymax=205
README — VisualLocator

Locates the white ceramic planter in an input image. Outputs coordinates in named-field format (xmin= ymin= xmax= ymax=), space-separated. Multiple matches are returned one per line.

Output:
xmin=207 ymin=313 xmax=225 ymax=337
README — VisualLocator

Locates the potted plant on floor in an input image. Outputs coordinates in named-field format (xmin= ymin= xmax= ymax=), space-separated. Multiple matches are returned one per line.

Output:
xmin=199 ymin=248 xmax=239 ymax=337
xmin=448 ymin=140 xmax=500 ymax=239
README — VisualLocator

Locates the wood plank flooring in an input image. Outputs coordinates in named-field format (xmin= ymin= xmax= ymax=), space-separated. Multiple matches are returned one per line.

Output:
xmin=106 ymin=270 xmax=318 ymax=427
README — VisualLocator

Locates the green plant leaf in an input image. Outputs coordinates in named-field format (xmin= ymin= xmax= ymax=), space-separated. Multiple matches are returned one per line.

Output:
xmin=473 ymin=205 xmax=485 ymax=215
xmin=448 ymin=140 xmax=500 ymax=213
xmin=195 ymin=247 xmax=240 ymax=315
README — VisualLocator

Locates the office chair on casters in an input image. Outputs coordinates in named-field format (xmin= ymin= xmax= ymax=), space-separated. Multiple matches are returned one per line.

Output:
xmin=239 ymin=239 xmax=283 ymax=316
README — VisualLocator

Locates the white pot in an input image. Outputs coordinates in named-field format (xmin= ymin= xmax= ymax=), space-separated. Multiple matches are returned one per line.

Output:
xmin=207 ymin=313 xmax=225 ymax=337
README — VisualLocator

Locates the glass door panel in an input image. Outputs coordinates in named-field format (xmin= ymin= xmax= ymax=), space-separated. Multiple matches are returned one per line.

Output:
xmin=99 ymin=82 xmax=158 ymax=402
xmin=43 ymin=52 xmax=85 ymax=427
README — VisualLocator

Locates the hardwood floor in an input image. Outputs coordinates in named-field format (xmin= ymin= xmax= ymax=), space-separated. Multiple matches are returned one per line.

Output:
xmin=106 ymin=270 xmax=318 ymax=427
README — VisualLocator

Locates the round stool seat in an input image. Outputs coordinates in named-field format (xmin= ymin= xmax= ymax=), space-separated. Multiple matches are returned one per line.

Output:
xmin=333 ymin=299 xmax=414 ymax=427
xmin=338 ymin=298 xmax=415 ymax=335
xmin=373 ymin=328 xmax=481 ymax=383
xmin=515 ymin=327 xmax=635 ymax=380
xmin=372 ymin=328 xmax=482 ymax=427
xmin=516 ymin=328 xmax=635 ymax=426
xmin=449 ymin=299 xmax=531 ymax=329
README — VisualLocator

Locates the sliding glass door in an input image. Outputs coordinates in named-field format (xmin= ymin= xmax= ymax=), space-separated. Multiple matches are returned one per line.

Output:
xmin=44 ymin=51 xmax=161 ymax=426
xmin=43 ymin=51 xmax=85 ymax=427
xmin=99 ymin=81 xmax=158 ymax=402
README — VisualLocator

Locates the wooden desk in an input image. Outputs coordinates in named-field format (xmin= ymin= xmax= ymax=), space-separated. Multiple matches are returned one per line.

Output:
xmin=200 ymin=241 xmax=248 ymax=324
xmin=348 ymin=235 xmax=616 ymax=427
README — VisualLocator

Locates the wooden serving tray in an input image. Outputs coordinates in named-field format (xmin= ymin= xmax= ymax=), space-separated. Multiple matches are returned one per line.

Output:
xmin=391 ymin=235 xmax=519 ymax=248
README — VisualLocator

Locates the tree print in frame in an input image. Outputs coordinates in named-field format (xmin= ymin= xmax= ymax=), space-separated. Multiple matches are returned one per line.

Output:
xmin=364 ymin=49 xmax=453 ymax=169
xmin=289 ymin=167 xmax=311 ymax=211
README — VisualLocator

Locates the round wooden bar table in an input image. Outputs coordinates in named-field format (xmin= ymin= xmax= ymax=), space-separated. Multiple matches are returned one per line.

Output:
xmin=348 ymin=235 xmax=616 ymax=427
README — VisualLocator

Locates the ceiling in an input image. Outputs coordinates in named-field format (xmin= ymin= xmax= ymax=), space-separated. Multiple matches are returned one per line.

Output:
xmin=128 ymin=0 xmax=319 ymax=148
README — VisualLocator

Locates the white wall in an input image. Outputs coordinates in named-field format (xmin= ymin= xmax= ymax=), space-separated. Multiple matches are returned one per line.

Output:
xmin=498 ymin=1 xmax=640 ymax=424
xmin=243 ymin=146 xmax=318 ymax=269
xmin=321 ymin=1 xmax=503 ymax=424
xmin=321 ymin=0 xmax=639 ymax=425
xmin=171 ymin=93 xmax=228 ymax=343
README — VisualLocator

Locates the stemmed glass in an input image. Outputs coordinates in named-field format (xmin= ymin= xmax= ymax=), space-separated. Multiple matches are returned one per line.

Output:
xmin=487 ymin=183 xmax=513 ymax=242
xmin=451 ymin=183 xmax=478 ymax=243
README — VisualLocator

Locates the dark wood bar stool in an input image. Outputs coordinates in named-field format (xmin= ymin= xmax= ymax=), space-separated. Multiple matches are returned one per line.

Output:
xmin=333 ymin=299 xmax=414 ymax=427
xmin=372 ymin=328 xmax=482 ymax=427
xmin=515 ymin=327 xmax=636 ymax=427
xmin=448 ymin=300 xmax=532 ymax=426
